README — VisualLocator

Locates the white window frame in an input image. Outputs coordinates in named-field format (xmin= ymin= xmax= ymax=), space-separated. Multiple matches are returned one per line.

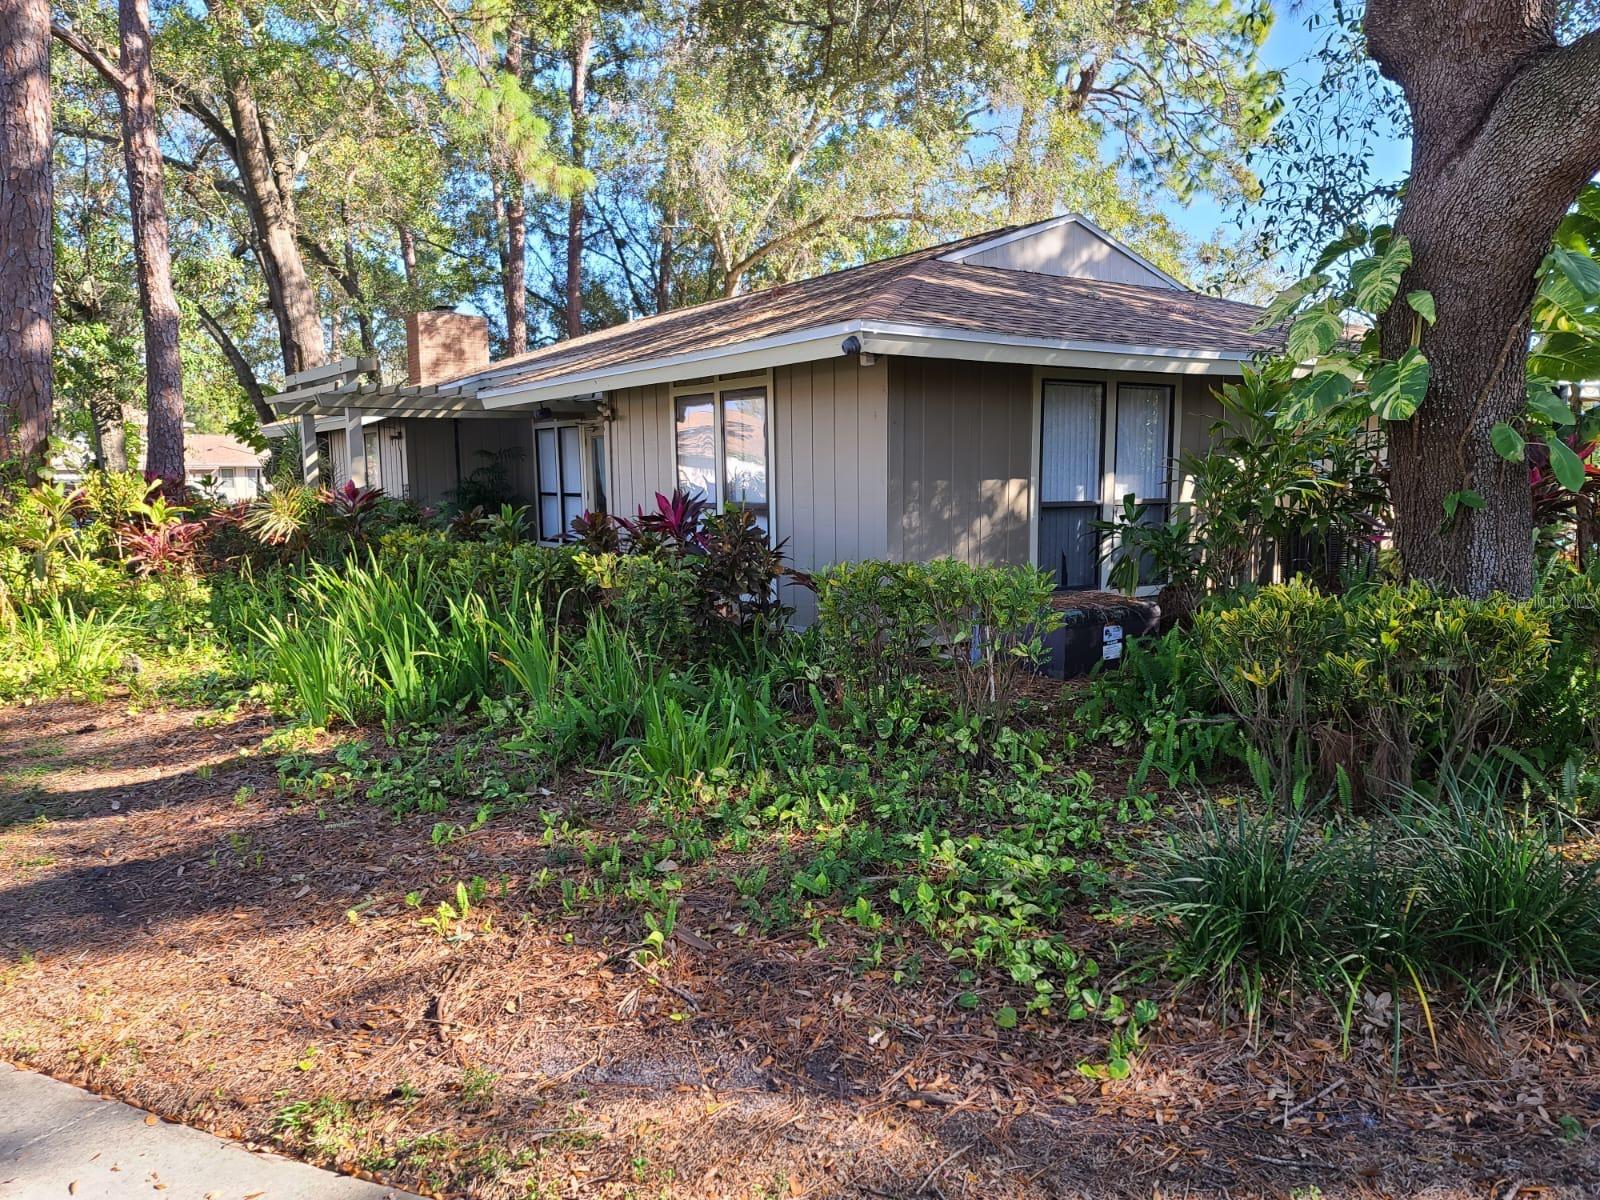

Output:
xmin=668 ymin=370 xmax=775 ymax=539
xmin=532 ymin=420 xmax=587 ymax=544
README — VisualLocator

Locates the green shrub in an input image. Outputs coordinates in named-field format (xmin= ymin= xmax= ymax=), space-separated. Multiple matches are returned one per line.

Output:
xmin=814 ymin=558 xmax=1061 ymax=723
xmin=1127 ymin=580 xmax=1561 ymax=799
xmin=574 ymin=550 xmax=693 ymax=650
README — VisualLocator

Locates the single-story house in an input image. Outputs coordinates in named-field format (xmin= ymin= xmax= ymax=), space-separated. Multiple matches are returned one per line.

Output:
xmin=186 ymin=433 xmax=269 ymax=501
xmin=265 ymin=215 xmax=1276 ymax=613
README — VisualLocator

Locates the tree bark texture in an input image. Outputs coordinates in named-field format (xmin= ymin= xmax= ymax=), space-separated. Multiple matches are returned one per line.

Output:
xmin=1365 ymin=0 xmax=1600 ymax=597
xmin=222 ymin=64 xmax=324 ymax=375
xmin=118 ymin=0 xmax=185 ymax=482
xmin=565 ymin=20 xmax=592 ymax=339
xmin=498 ymin=30 xmax=528 ymax=356
xmin=0 ymin=0 xmax=54 ymax=478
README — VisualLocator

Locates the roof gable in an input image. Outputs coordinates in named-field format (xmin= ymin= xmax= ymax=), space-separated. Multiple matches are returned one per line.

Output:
xmin=936 ymin=215 xmax=1185 ymax=291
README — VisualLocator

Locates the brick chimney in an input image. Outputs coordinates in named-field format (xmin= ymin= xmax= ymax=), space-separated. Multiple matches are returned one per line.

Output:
xmin=405 ymin=306 xmax=489 ymax=386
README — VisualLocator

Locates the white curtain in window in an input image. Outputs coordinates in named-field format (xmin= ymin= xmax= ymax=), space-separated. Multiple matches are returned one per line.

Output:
xmin=559 ymin=425 xmax=584 ymax=531
xmin=1040 ymin=382 xmax=1101 ymax=503
xmin=1114 ymin=384 xmax=1171 ymax=503
xmin=535 ymin=427 xmax=561 ymax=538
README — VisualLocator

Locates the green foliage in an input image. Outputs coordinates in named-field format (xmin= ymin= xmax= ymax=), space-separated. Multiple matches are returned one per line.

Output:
xmin=1193 ymin=580 xmax=1554 ymax=800
xmin=1135 ymin=778 xmax=1600 ymax=1027
xmin=1095 ymin=369 xmax=1386 ymax=617
xmin=814 ymin=558 xmax=1060 ymax=725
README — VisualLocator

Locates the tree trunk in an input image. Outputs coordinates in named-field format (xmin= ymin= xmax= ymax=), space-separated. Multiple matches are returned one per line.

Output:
xmin=656 ymin=205 xmax=675 ymax=313
xmin=1365 ymin=0 xmax=1600 ymax=597
xmin=495 ymin=29 xmax=527 ymax=356
xmin=398 ymin=224 xmax=418 ymax=290
xmin=0 ymin=0 xmax=54 ymax=479
xmin=196 ymin=301 xmax=271 ymax=423
xmin=565 ymin=19 xmax=592 ymax=338
xmin=222 ymin=64 xmax=323 ymax=374
xmin=90 ymin=394 xmax=128 ymax=471
xmin=119 ymin=0 xmax=185 ymax=483
xmin=504 ymin=183 xmax=527 ymax=355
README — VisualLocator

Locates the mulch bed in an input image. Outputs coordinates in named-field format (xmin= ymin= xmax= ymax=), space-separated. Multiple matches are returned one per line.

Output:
xmin=3 ymin=698 xmax=1598 ymax=1198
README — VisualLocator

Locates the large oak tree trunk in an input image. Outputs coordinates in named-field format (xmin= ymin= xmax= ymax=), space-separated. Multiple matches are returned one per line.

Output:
xmin=565 ymin=20 xmax=592 ymax=339
xmin=119 ymin=0 xmax=185 ymax=483
xmin=0 ymin=0 xmax=54 ymax=478
xmin=222 ymin=65 xmax=324 ymax=374
xmin=1366 ymin=0 xmax=1600 ymax=597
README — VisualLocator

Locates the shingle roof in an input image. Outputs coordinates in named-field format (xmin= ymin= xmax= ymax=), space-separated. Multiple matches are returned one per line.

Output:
xmin=449 ymin=225 xmax=1275 ymax=395
xmin=185 ymin=434 xmax=265 ymax=471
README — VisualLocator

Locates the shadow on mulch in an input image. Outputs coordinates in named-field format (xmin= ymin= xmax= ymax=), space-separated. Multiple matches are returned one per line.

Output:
xmin=3 ymin=699 xmax=1599 ymax=1199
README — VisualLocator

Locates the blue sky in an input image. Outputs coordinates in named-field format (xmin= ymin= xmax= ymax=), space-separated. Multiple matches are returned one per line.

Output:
xmin=1164 ymin=1 xmax=1410 ymax=247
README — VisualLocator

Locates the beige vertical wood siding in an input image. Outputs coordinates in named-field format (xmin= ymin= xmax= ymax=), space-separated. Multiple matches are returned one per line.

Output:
xmin=771 ymin=358 xmax=891 ymax=568
xmin=326 ymin=427 xmax=350 ymax=488
xmin=888 ymin=357 xmax=1033 ymax=566
xmin=771 ymin=358 xmax=892 ymax=623
xmin=606 ymin=383 xmax=675 ymax=518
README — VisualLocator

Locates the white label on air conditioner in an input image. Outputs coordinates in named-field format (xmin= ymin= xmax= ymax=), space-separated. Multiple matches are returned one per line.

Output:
xmin=1103 ymin=624 xmax=1124 ymax=660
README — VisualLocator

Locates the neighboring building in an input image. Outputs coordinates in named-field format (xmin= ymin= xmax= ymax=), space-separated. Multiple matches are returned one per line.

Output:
xmin=266 ymin=215 xmax=1277 ymax=611
xmin=185 ymin=433 xmax=269 ymax=501
xmin=52 ymin=429 xmax=269 ymax=502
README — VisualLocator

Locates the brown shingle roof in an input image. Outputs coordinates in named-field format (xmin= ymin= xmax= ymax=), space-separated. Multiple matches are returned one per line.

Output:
xmin=453 ymin=226 xmax=1274 ymax=395
xmin=185 ymin=434 xmax=265 ymax=471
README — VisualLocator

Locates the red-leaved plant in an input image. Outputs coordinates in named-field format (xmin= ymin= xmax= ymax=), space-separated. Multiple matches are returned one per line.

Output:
xmin=617 ymin=489 xmax=708 ymax=555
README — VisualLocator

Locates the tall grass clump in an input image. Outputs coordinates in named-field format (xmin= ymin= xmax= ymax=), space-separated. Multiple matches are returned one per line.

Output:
xmin=254 ymin=554 xmax=507 ymax=726
xmin=0 ymin=600 xmax=136 ymax=700
xmin=1132 ymin=805 xmax=1337 ymax=1021
xmin=1134 ymin=774 xmax=1600 ymax=1037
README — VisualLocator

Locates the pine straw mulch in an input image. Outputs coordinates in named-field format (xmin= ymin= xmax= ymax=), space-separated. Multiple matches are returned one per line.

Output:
xmin=2 ymin=698 xmax=1599 ymax=1199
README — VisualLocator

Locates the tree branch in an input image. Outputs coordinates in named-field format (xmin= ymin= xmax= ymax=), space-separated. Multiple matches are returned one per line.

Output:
xmin=197 ymin=302 xmax=271 ymax=423
xmin=50 ymin=21 xmax=126 ymax=95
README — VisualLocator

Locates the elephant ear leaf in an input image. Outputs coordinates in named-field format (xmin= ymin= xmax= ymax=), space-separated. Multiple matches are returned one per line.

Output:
xmin=1366 ymin=348 xmax=1430 ymax=421
xmin=1546 ymin=434 xmax=1588 ymax=493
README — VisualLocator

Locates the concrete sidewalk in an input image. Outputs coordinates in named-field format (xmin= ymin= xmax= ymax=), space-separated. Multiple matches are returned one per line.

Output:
xmin=0 ymin=1063 xmax=421 ymax=1199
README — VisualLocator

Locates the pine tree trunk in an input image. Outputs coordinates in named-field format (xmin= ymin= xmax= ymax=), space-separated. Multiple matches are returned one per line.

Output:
xmin=656 ymin=205 xmax=675 ymax=314
xmin=501 ymin=31 xmax=527 ymax=356
xmin=119 ymin=0 xmax=185 ymax=483
xmin=0 ymin=0 xmax=54 ymax=478
xmin=1365 ymin=0 xmax=1600 ymax=597
xmin=565 ymin=20 xmax=592 ymax=339
xmin=503 ymin=184 xmax=527 ymax=355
